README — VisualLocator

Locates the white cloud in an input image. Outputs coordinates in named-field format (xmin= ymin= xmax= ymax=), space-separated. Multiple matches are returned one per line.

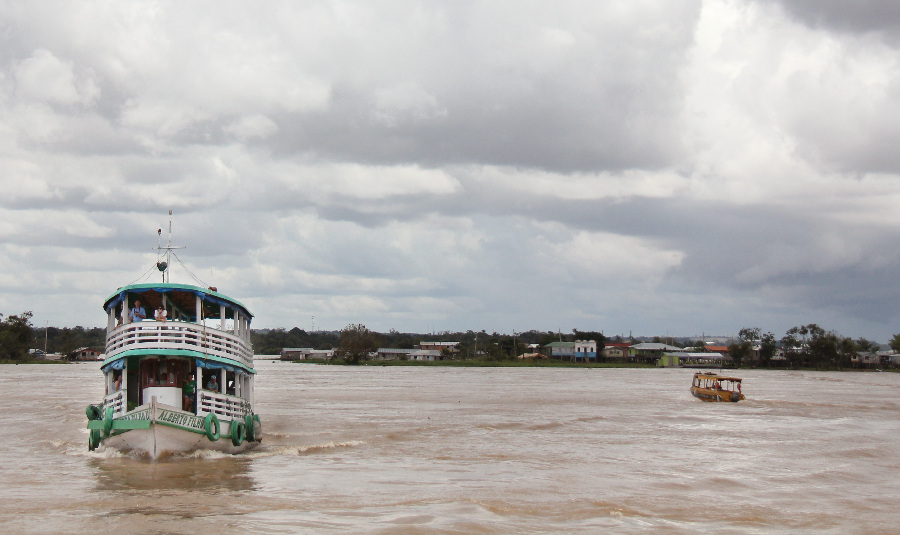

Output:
xmin=13 ymin=48 xmax=99 ymax=107
xmin=543 ymin=228 xmax=685 ymax=284
xmin=372 ymin=82 xmax=447 ymax=127
xmin=224 ymin=115 xmax=279 ymax=141
xmin=268 ymin=163 xmax=461 ymax=203
xmin=1 ymin=0 xmax=900 ymax=342
xmin=120 ymin=97 xmax=213 ymax=140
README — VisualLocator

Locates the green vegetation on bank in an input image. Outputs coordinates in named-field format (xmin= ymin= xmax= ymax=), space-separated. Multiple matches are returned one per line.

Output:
xmin=0 ymin=312 xmax=35 ymax=361
xmin=251 ymin=327 xmax=340 ymax=355
xmin=0 ymin=310 xmax=109 ymax=362
xmin=0 ymin=359 xmax=71 ymax=365
xmin=365 ymin=360 xmax=655 ymax=368
xmin=279 ymin=357 xmax=656 ymax=368
xmin=286 ymin=355 xmax=896 ymax=371
xmin=280 ymin=323 xmax=900 ymax=370
xmin=3 ymin=309 xmax=899 ymax=370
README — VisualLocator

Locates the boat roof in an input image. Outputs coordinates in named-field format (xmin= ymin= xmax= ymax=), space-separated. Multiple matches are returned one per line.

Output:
xmin=693 ymin=372 xmax=742 ymax=381
xmin=103 ymin=282 xmax=253 ymax=318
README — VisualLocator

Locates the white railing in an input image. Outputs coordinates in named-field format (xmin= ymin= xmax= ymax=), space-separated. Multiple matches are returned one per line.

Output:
xmin=106 ymin=321 xmax=253 ymax=369
xmin=197 ymin=390 xmax=251 ymax=420
xmin=102 ymin=390 xmax=127 ymax=417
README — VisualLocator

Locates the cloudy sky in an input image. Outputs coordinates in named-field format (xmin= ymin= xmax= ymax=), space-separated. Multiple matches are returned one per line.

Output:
xmin=2 ymin=0 xmax=900 ymax=342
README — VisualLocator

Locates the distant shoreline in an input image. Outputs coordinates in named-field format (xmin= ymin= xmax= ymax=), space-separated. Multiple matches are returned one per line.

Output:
xmin=0 ymin=359 xmax=71 ymax=365
xmin=5 ymin=358 xmax=890 ymax=372
xmin=280 ymin=359 xmax=895 ymax=371
xmin=278 ymin=358 xmax=654 ymax=368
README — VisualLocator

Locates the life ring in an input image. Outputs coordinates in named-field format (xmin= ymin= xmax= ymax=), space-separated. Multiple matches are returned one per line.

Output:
xmin=244 ymin=414 xmax=256 ymax=442
xmin=230 ymin=420 xmax=244 ymax=447
xmin=86 ymin=404 xmax=102 ymax=421
xmin=204 ymin=412 xmax=220 ymax=442
xmin=89 ymin=429 xmax=102 ymax=451
xmin=102 ymin=406 xmax=115 ymax=438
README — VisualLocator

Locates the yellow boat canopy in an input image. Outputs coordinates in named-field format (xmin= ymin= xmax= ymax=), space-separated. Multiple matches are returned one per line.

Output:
xmin=693 ymin=373 xmax=742 ymax=382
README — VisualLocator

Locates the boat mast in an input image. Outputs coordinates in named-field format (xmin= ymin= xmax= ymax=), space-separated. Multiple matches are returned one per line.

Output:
xmin=156 ymin=210 xmax=184 ymax=283
xmin=165 ymin=210 xmax=173 ymax=283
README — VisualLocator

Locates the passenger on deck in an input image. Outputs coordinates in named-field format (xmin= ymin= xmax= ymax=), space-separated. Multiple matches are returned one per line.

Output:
xmin=130 ymin=300 xmax=147 ymax=322
xmin=182 ymin=373 xmax=196 ymax=411
xmin=154 ymin=306 xmax=167 ymax=322
xmin=206 ymin=375 xmax=219 ymax=392
xmin=113 ymin=373 xmax=122 ymax=392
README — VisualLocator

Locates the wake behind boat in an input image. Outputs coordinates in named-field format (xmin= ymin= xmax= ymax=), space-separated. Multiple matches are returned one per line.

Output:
xmin=86 ymin=213 xmax=261 ymax=458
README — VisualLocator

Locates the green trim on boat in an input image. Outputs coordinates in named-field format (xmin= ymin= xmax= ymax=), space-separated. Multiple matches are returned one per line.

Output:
xmin=100 ymin=348 xmax=255 ymax=374
xmin=113 ymin=420 xmax=153 ymax=430
xmin=87 ymin=419 xmax=152 ymax=430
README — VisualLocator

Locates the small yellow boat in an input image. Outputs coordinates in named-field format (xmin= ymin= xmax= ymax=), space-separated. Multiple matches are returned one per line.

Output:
xmin=690 ymin=372 xmax=745 ymax=402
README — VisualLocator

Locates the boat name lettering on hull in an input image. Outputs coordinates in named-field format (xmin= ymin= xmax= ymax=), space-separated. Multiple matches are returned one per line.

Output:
xmin=158 ymin=410 xmax=205 ymax=431
xmin=117 ymin=409 xmax=151 ymax=421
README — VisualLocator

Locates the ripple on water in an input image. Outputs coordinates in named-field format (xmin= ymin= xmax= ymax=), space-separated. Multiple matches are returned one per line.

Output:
xmin=2 ymin=363 xmax=899 ymax=534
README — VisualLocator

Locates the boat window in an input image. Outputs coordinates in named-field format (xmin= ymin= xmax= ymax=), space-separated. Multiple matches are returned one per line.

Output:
xmin=140 ymin=358 xmax=191 ymax=389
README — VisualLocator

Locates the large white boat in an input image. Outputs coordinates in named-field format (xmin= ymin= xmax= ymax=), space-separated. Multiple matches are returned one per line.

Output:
xmin=86 ymin=215 xmax=261 ymax=458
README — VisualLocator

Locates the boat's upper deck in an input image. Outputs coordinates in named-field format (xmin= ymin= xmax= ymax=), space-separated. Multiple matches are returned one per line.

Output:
xmin=104 ymin=283 xmax=252 ymax=322
xmin=103 ymin=283 xmax=254 ymax=370
xmin=104 ymin=321 xmax=254 ymax=370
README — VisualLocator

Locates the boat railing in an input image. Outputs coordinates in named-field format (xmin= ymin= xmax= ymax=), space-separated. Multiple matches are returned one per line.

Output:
xmin=197 ymin=390 xmax=251 ymax=421
xmin=106 ymin=321 xmax=253 ymax=369
xmin=102 ymin=390 xmax=127 ymax=417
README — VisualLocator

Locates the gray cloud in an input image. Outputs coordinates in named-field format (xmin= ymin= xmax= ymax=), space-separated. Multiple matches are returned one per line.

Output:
xmin=1 ymin=1 xmax=899 ymax=343
xmin=763 ymin=0 xmax=900 ymax=36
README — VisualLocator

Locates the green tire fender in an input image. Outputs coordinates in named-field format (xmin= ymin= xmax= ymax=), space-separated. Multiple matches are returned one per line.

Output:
xmin=243 ymin=414 xmax=255 ymax=442
xmin=86 ymin=404 xmax=102 ymax=421
xmin=102 ymin=406 xmax=115 ymax=438
xmin=230 ymin=419 xmax=244 ymax=447
xmin=204 ymin=412 xmax=220 ymax=442
xmin=89 ymin=429 xmax=102 ymax=451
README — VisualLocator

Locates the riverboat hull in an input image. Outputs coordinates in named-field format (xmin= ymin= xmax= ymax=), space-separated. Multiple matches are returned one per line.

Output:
xmin=87 ymin=397 xmax=261 ymax=459
xmin=689 ymin=372 xmax=745 ymax=402
xmin=690 ymin=386 xmax=745 ymax=402
xmin=87 ymin=216 xmax=262 ymax=459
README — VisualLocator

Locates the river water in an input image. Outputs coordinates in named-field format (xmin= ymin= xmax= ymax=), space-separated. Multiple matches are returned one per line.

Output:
xmin=0 ymin=361 xmax=897 ymax=534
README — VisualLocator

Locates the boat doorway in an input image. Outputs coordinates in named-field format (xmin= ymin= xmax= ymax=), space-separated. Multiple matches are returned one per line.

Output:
xmin=126 ymin=361 xmax=140 ymax=410
xmin=138 ymin=357 xmax=193 ymax=407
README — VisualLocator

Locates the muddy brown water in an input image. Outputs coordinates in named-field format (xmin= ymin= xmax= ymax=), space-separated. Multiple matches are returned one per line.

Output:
xmin=0 ymin=361 xmax=897 ymax=534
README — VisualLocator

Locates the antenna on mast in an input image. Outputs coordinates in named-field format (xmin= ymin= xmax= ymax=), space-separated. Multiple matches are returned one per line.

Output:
xmin=155 ymin=209 xmax=184 ymax=283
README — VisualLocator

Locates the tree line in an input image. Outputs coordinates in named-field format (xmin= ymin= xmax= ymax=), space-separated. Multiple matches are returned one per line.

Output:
xmin=3 ymin=309 xmax=900 ymax=369
xmin=0 ymin=311 xmax=107 ymax=361
xmin=323 ymin=324 xmax=900 ymax=368
xmin=728 ymin=324 xmax=897 ymax=369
